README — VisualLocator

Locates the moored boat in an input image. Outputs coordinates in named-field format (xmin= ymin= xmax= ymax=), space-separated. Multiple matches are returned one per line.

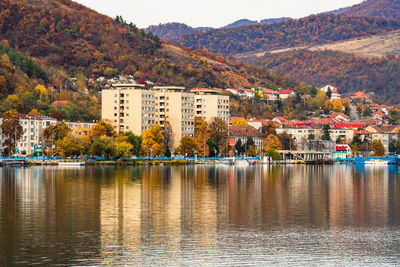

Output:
xmin=364 ymin=159 xmax=388 ymax=165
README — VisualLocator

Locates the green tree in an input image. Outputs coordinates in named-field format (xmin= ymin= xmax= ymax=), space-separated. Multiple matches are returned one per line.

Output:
xmin=89 ymin=136 xmax=117 ymax=159
xmin=235 ymin=139 xmax=245 ymax=156
xmin=1 ymin=110 xmax=23 ymax=156
xmin=265 ymin=148 xmax=280 ymax=161
xmin=322 ymin=125 xmax=331 ymax=141
xmin=125 ymin=131 xmax=142 ymax=156
xmin=115 ymin=135 xmax=133 ymax=158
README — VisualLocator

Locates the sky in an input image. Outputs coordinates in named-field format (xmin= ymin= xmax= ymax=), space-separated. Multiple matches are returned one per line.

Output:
xmin=73 ymin=0 xmax=364 ymax=29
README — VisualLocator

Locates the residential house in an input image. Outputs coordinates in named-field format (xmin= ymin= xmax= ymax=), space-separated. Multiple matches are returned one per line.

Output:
xmin=228 ymin=126 xmax=266 ymax=155
xmin=278 ymin=90 xmax=295 ymax=100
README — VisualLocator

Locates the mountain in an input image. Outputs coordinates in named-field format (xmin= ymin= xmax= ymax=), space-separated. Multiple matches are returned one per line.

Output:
xmin=176 ymin=14 xmax=400 ymax=56
xmin=145 ymin=17 xmax=292 ymax=41
xmin=0 ymin=0 xmax=311 ymax=119
xmin=337 ymin=0 xmax=400 ymax=21
xmin=224 ymin=19 xmax=258 ymax=28
xmin=246 ymin=49 xmax=400 ymax=103
xmin=260 ymin=17 xmax=291 ymax=25
xmin=145 ymin=23 xmax=212 ymax=41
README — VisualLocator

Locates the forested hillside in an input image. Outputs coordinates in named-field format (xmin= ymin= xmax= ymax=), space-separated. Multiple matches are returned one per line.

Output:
xmin=177 ymin=14 xmax=400 ymax=56
xmin=337 ymin=0 xmax=400 ymax=21
xmin=248 ymin=49 xmax=400 ymax=103
xmin=0 ymin=0 xmax=313 ymax=120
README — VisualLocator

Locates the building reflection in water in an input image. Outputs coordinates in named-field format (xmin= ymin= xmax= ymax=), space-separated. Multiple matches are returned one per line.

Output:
xmin=0 ymin=165 xmax=399 ymax=265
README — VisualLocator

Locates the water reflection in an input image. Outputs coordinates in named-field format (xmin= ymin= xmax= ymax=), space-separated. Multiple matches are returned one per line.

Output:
xmin=0 ymin=165 xmax=399 ymax=265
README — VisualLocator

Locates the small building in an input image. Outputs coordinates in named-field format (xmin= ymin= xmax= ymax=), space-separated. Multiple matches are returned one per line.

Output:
xmin=278 ymin=90 xmax=295 ymax=100
xmin=228 ymin=126 xmax=266 ymax=155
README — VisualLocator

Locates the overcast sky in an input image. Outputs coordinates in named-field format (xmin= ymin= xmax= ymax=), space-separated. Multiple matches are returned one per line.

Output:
xmin=73 ymin=0 xmax=364 ymax=28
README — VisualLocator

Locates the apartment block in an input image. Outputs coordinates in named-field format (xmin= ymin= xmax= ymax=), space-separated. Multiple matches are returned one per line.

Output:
xmin=154 ymin=86 xmax=195 ymax=147
xmin=0 ymin=114 xmax=57 ymax=155
xmin=102 ymin=85 xmax=230 ymax=148
xmin=101 ymin=84 xmax=156 ymax=134
xmin=191 ymin=88 xmax=229 ymax=123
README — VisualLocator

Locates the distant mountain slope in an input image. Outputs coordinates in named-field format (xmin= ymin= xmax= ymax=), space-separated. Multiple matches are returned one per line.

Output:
xmin=338 ymin=0 xmax=400 ymax=21
xmin=238 ymin=29 xmax=400 ymax=59
xmin=176 ymin=14 xmax=400 ymax=56
xmin=224 ymin=19 xmax=258 ymax=28
xmin=0 ymin=0 xmax=307 ymax=93
xmin=145 ymin=18 xmax=292 ymax=41
xmin=145 ymin=23 xmax=212 ymax=41
xmin=247 ymin=49 xmax=400 ymax=103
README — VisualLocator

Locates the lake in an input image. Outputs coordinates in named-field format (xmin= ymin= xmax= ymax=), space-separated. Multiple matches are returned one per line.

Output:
xmin=0 ymin=165 xmax=400 ymax=266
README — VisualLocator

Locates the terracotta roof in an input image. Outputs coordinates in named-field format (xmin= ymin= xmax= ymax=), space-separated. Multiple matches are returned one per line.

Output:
xmin=335 ymin=122 xmax=365 ymax=129
xmin=354 ymin=130 xmax=371 ymax=135
xmin=274 ymin=116 xmax=288 ymax=122
xmin=52 ymin=100 xmax=69 ymax=106
xmin=278 ymin=90 xmax=294 ymax=95
xmin=229 ymin=126 xmax=266 ymax=138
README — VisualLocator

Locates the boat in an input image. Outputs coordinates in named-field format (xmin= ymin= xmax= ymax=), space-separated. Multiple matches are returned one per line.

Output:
xmin=364 ymin=159 xmax=389 ymax=165
xmin=58 ymin=160 xmax=85 ymax=166
xmin=235 ymin=159 xmax=250 ymax=166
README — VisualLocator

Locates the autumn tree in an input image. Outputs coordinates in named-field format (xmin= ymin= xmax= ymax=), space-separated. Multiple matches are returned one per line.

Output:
xmin=177 ymin=135 xmax=199 ymax=157
xmin=371 ymin=140 xmax=385 ymax=156
xmin=232 ymin=119 xmax=248 ymax=127
xmin=194 ymin=117 xmax=209 ymax=157
xmin=264 ymin=134 xmax=282 ymax=152
xmin=57 ymin=133 xmax=90 ymax=157
xmin=89 ymin=120 xmax=116 ymax=140
xmin=28 ymin=108 xmax=41 ymax=115
xmin=351 ymin=144 xmax=360 ymax=157
xmin=44 ymin=121 xmax=70 ymax=155
xmin=141 ymin=125 xmax=164 ymax=156
xmin=209 ymin=117 xmax=228 ymax=156
xmin=1 ymin=110 xmax=23 ymax=156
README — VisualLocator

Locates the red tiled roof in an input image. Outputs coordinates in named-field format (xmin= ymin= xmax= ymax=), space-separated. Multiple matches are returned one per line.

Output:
xmin=52 ymin=100 xmax=69 ymax=106
xmin=354 ymin=130 xmax=371 ymax=135
xmin=278 ymin=90 xmax=294 ymax=95
xmin=335 ymin=122 xmax=365 ymax=129
xmin=274 ymin=116 xmax=288 ymax=122
xmin=229 ymin=126 xmax=266 ymax=138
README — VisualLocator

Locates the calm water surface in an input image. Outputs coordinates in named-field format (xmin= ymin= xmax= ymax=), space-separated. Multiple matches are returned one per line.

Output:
xmin=0 ymin=165 xmax=400 ymax=266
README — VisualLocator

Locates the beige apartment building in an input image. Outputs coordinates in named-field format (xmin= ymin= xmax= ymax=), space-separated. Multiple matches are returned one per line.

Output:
xmin=102 ymin=85 xmax=230 ymax=148
xmin=191 ymin=88 xmax=229 ymax=123
xmin=154 ymin=86 xmax=195 ymax=147
xmin=102 ymin=84 xmax=156 ymax=134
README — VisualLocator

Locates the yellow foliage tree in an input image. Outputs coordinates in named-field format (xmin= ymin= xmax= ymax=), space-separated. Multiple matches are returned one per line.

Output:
xmin=89 ymin=120 xmax=116 ymax=140
xmin=332 ymin=99 xmax=344 ymax=112
xmin=34 ymin=84 xmax=47 ymax=95
xmin=115 ymin=135 xmax=133 ymax=158
xmin=264 ymin=134 xmax=282 ymax=152
xmin=28 ymin=109 xmax=41 ymax=115
xmin=141 ymin=125 xmax=164 ymax=156
xmin=194 ymin=117 xmax=210 ymax=157
xmin=177 ymin=135 xmax=199 ymax=157
xmin=232 ymin=119 xmax=249 ymax=127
